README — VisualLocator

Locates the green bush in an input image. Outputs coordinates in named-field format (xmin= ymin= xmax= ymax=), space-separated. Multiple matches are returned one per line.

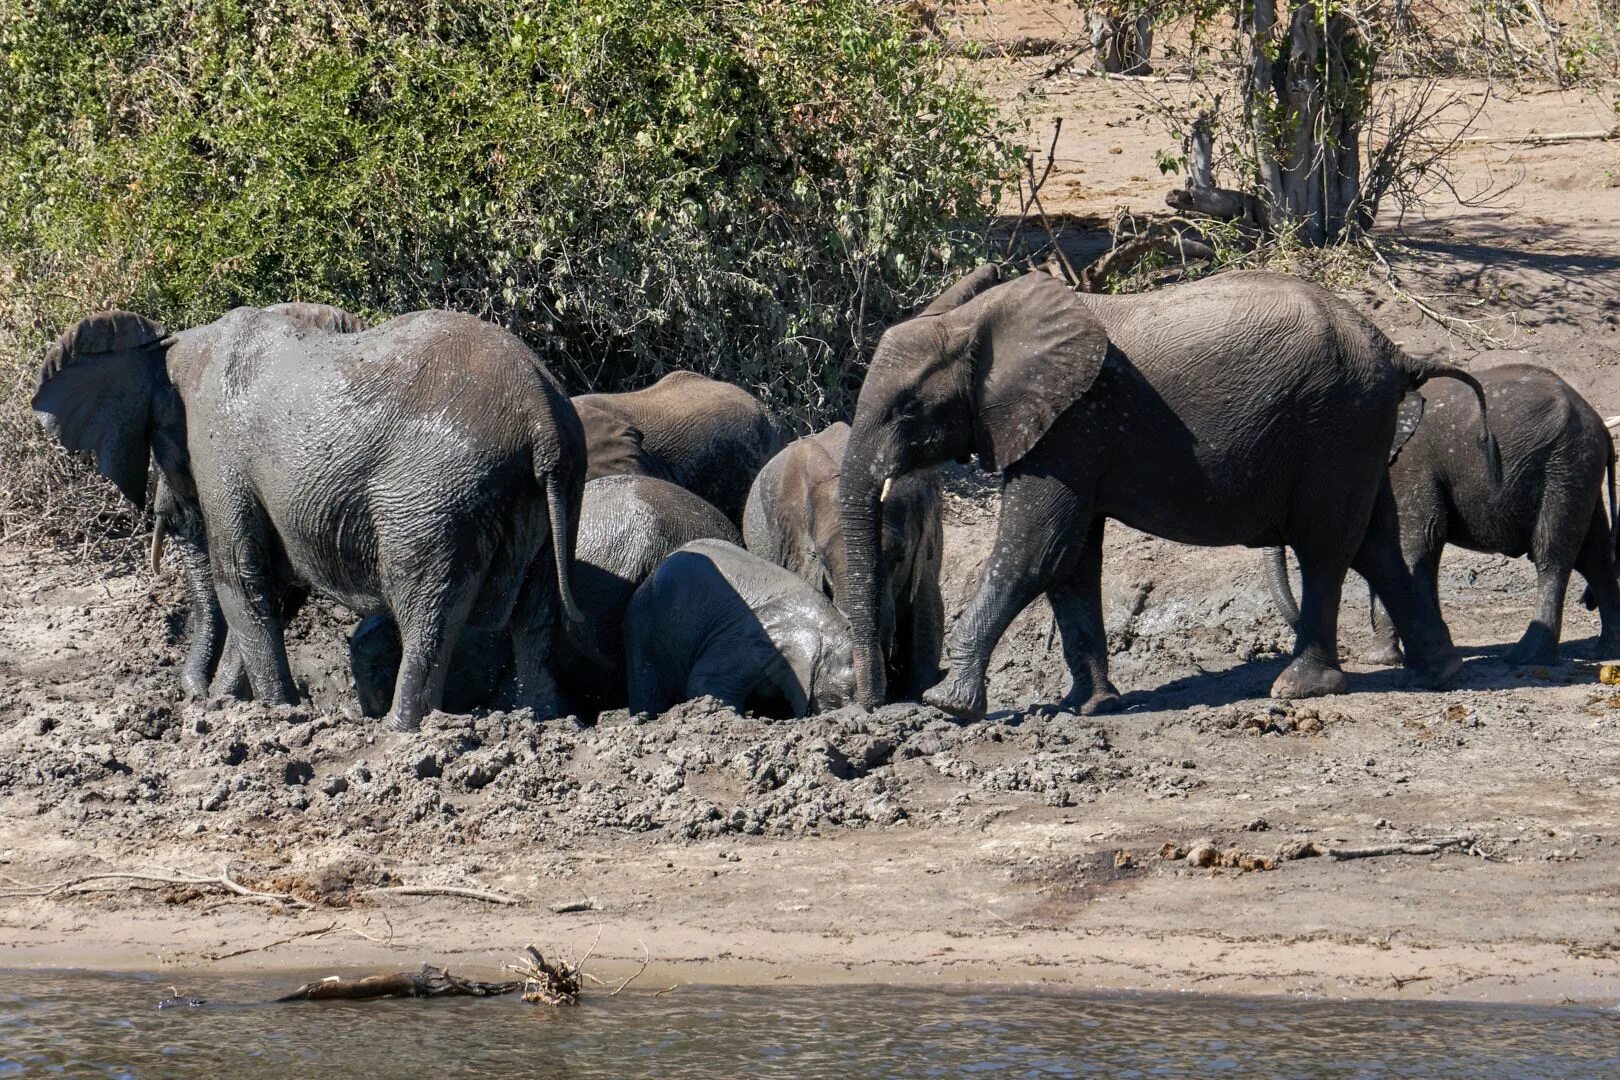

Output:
xmin=0 ymin=0 xmax=1013 ymax=540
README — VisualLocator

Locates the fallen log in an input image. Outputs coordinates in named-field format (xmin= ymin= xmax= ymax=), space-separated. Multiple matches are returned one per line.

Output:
xmin=274 ymin=964 xmax=523 ymax=1003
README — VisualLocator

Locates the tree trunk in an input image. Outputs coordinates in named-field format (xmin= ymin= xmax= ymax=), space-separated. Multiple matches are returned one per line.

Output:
xmin=1246 ymin=0 xmax=1370 ymax=243
xmin=1089 ymin=8 xmax=1154 ymax=74
xmin=1167 ymin=1 xmax=1370 ymax=243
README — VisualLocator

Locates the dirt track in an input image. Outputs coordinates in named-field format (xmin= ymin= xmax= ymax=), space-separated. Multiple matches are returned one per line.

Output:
xmin=3 ymin=1 xmax=1620 ymax=1003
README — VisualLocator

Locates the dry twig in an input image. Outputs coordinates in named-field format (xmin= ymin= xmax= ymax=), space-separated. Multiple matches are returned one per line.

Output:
xmin=0 ymin=864 xmax=310 ymax=909
xmin=612 ymin=940 xmax=652 ymax=996
xmin=363 ymin=885 xmax=519 ymax=906
xmin=1326 ymin=835 xmax=1477 ymax=860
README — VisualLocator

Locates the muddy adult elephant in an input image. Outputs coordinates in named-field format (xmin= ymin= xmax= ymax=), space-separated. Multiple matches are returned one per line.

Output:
xmin=837 ymin=265 xmax=1497 ymax=719
xmin=625 ymin=539 xmax=856 ymax=718
xmin=350 ymin=474 xmax=741 ymax=718
xmin=573 ymin=371 xmax=781 ymax=526
xmin=743 ymin=422 xmax=943 ymax=699
xmin=35 ymin=306 xmax=585 ymax=731
xmin=149 ymin=302 xmax=367 ymax=699
xmin=1263 ymin=364 xmax=1620 ymax=665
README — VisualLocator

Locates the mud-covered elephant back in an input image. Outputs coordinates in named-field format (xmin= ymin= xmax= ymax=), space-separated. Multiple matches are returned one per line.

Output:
xmin=262 ymin=302 xmax=369 ymax=334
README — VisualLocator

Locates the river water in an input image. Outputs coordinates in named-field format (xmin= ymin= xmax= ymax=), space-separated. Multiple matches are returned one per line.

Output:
xmin=1 ymin=972 xmax=1617 ymax=1077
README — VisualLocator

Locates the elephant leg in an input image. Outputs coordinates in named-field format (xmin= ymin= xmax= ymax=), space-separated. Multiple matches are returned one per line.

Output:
xmin=386 ymin=590 xmax=468 ymax=732
xmin=689 ymin=646 xmax=796 ymax=716
xmin=624 ymin=611 xmax=672 ymax=718
xmin=348 ymin=616 xmax=402 ymax=718
xmin=1506 ymin=485 xmax=1594 ymax=665
xmin=497 ymin=559 xmax=564 ymax=719
xmin=171 ymin=530 xmax=227 ymax=698
xmin=1351 ymin=480 xmax=1460 ymax=687
xmin=1050 ymin=518 xmax=1119 ymax=716
xmin=1573 ymin=501 xmax=1620 ymax=656
xmin=1270 ymin=541 xmax=1351 ymax=700
xmin=925 ymin=465 xmax=1088 ymax=721
xmin=902 ymin=567 xmax=946 ymax=700
xmin=1365 ymin=588 xmax=1405 ymax=667
xmin=211 ymin=582 xmax=308 ymax=700
xmin=1505 ymin=559 xmax=1571 ymax=666
xmin=210 ymin=507 xmax=297 ymax=706
xmin=208 ymin=635 xmax=249 ymax=699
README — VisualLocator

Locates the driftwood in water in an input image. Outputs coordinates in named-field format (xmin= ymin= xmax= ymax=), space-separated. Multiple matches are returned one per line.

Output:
xmin=274 ymin=964 xmax=523 ymax=1003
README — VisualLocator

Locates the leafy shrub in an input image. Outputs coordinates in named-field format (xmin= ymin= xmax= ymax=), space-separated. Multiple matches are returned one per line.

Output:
xmin=0 ymin=0 xmax=1013 ymax=540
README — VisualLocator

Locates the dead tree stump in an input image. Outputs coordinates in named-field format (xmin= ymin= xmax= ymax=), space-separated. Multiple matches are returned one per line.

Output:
xmin=1165 ymin=1 xmax=1373 ymax=244
xmin=1089 ymin=7 xmax=1154 ymax=75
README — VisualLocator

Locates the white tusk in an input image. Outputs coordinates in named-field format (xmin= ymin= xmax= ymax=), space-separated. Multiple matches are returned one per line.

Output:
xmin=880 ymin=478 xmax=892 ymax=502
xmin=1605 ymin=415 xmax=1620 ymax=430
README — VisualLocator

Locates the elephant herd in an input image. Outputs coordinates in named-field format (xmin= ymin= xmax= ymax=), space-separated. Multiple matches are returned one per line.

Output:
xmin=34 ymin=265 xmax=1620 ymax=735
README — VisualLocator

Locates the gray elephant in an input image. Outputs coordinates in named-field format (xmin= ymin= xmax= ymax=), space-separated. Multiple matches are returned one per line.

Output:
xmin=743 ymin=422 xmax=943 ymax=699
xmin=573 ymin=370 xmax=781 ymax=526
xmin=838 ymin=265 xmax=1497 ymax=719
xmin=350 ymin=473 xmax=741 ymax=717
xmin=148 ymin=302 xmax=366 ymax=699
xmin=625 ymin=539 xmax=856 ymax=718
xmin=35 ymin=306 xmax=585 ymax=731
xmin=1264 ymin=364 xmax=1620 ymax=665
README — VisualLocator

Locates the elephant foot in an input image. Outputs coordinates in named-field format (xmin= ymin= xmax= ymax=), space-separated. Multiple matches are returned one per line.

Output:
xmin=386 ymin=709 xmax=421 ymax=734
xmin=1362 ymin=641 xmax=1405 ymax=668
xmin=1598 ymin=630 xmax=1620 ymax=661
xmin=1404 ymin=646 xmax=1464 ymax=688
xmin=1504 ymin=625 xmax=1559 ymax=667
xmin=180 ymin=669 xmax=211 ymax=700
xmin=922 ymin=668 xmax=987 ymax=723
xmin=1270 ymin=658 xmax=1347 ymax=701
xmin=1059 ymin=682 xmax=1121 ymax=716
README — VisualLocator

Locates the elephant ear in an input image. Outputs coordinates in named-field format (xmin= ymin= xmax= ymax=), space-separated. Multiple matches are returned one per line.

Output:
xmin=1390 ymin=390 xmax=1424 ymax=464
xmin=577 ymin=401 xmax=675 ymax=483
xmin=917 ymin=264 xmax=1003 ymax=317
xmin=32 ymin=311 xmax=170 ymax=506
xmin=262 ymin=302 xmax=367 ymax=333
xmin=942 ymin=272 xmax=1110 ymax=472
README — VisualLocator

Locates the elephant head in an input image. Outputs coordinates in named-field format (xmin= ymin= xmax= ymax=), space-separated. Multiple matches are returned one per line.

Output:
xmin=37 ymin=305 xmax=365 ymax=699
xmin=837 ymin=267 xmax=1110 ymax=707
xmin=33 ymin=312 xmax=185 ymax=508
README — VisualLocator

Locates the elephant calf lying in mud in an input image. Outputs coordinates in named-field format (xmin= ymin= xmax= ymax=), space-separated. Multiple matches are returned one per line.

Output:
xmin=352 ymin=474 xmax=741 ymax=718
xmin=35 ymin=304 xmax=586 ymax=732
xmin=625 ymin=539 xmax=857 ymax=719
xmin=744 ymin=421 xmax=943 ymax=701
xmin=1265 ymin=363 xmax=1620 ymax=666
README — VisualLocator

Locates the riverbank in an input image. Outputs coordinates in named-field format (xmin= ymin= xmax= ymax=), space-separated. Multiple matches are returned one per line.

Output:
xmin=4 ymin=0 xmax=1619 ymax=1012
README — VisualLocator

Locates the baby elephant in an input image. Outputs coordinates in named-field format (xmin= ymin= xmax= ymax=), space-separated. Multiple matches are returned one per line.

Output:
xmin=352 ymin=474 xmax=739 ymax=718
xmin=625 ymin=540 xmax=856 ymax=718
xmin=743 ymin=421 xmax=943 ymax=699
xmin=1266 ymin=364 xmax=1619 ymax=664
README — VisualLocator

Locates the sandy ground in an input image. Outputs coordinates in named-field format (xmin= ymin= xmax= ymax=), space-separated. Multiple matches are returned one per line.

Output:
xmin=3 ymin=2 xmax=1619 ymax=1005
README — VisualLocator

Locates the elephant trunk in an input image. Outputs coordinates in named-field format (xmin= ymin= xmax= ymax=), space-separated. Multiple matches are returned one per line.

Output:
xmin=838 ymin=431 xmax=894 ymax=710
xmin=1261 ymin=546 xmax=1301 ymax=630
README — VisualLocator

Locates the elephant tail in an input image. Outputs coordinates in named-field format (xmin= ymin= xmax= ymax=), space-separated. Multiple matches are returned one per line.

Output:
xmin=545 ymin=473 xmax=584 ymax=625
xmin=1391 ymin=349 xmax=1502 ymax=487
xmin=1260 ymin=546 xmax=1300 ymax=630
